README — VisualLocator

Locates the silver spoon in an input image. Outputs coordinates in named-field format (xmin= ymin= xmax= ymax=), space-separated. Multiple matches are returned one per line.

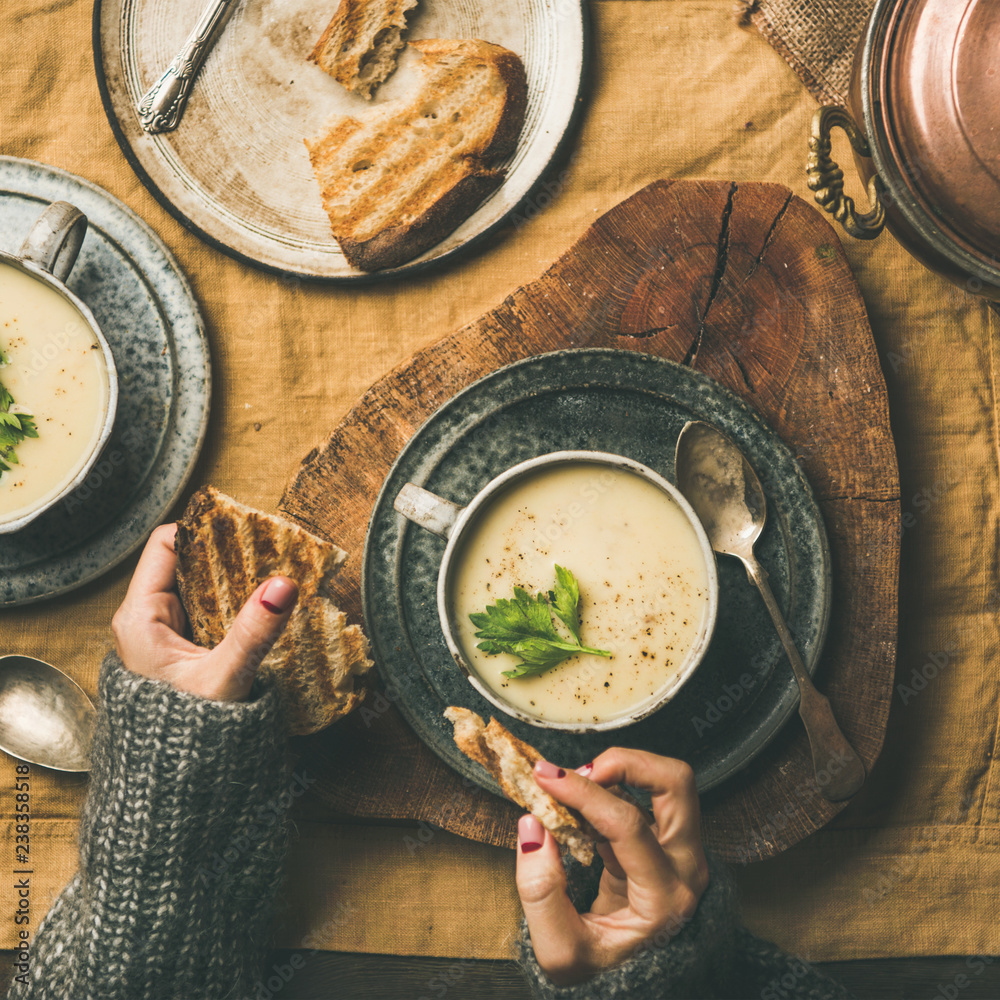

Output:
xmin=0 ymin=656 xmax=96 ymax=772
xmin=674 ymin=421 xmax=865 ymax=802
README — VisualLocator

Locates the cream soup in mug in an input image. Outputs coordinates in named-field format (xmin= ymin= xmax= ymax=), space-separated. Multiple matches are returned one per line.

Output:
xmin=0 ymin=262 xmax=112 ymax=524
xmin=451 ymin=462 xmax=714 ymax=726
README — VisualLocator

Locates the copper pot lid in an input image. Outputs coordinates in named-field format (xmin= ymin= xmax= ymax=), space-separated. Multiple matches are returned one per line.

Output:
xmin=880 ymin=0 xmax=1000 ymax=261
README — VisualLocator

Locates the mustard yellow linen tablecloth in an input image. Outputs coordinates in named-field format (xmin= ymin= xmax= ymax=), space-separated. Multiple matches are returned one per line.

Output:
xmin=2 ymin=0 xmax=997 ymax=964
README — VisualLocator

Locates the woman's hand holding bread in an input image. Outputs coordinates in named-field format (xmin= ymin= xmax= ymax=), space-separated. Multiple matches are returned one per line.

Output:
xmin=515 ymin=748 xmax=710 ymax=986
xmin=112 ymin=523 xmax=298 ymax=702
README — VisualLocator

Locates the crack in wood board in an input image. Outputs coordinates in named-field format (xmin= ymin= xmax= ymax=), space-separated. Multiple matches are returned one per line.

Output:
xmin=728 ymin=346 xmax=756 ymax=392
xmin=743 ymin=188 xmax=796 ymax=286
xmin=683 ymin=181 xmax=736 ymax=367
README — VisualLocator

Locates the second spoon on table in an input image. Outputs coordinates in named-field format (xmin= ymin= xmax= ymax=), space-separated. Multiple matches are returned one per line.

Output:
xmin=0 ymin=655 xmax=96 ymax=772
xmin=674 ymin=420 xmax=865 ymax=802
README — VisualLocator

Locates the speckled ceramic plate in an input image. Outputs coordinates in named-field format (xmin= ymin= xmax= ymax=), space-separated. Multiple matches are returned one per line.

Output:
xmin=94 ymin=0 xmax=586 ymax=281
xmin=362 ymin=350 xmax=831 ymax=795
xmin=0 ymin=157 xmax=210 ymax=606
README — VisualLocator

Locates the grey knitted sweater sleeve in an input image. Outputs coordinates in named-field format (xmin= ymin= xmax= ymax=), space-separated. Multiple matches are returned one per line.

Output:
xmin=517 ymin=852 xmax=855 ymax=1000
xmin=7 ymin=652 xmax=292 ymax=1000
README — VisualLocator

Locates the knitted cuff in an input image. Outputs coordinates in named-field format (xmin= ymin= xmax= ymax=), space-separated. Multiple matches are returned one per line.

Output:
xmin=80 ymin=651 xmax=291 ymax=875
xmin=517 ymin=851 xmax=738 ymax=1000
xmin=70 ymin=652 xmax=294 ymax=999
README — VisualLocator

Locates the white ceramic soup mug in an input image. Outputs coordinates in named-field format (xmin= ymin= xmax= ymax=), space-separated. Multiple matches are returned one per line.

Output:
xmin=0 ymin=202 xmax=119 ymax=534
xmin=394 ymin=450 xmax=719 ymax=732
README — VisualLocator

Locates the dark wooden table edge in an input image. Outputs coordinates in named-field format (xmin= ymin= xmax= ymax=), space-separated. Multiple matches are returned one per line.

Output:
xmin=6 ymin=949 xmax=998 ymax=999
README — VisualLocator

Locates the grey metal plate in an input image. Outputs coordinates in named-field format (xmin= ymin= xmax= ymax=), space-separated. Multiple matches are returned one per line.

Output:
xmin=94 ymin=0 xmax=587 ymax=280
xmin=362 ymin=349 xmax=831 ymax=796
xmin=0 ymin=156 xmax=210 ymax=606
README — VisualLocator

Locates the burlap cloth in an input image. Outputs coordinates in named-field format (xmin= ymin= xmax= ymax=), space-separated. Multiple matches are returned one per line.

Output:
xmin=1 ymin=0 xmax=997 ymax=965
xmin=741 ymin=0 xmax=874 ymax=106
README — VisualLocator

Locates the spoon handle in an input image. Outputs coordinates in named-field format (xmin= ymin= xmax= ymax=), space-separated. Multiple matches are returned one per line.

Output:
xmin=137 ymin=0 xmax=236 ymax=134
xmin=743 ymin=555 xmax=866 ymax=802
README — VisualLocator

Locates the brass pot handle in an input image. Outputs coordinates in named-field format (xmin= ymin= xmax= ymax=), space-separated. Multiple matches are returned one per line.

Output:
xmin=807 ymin=106 xmax=886 ymax=240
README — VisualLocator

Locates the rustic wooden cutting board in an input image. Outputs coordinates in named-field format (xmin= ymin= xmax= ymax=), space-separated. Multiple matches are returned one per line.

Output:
xmin=280 ymin=179 xmax=899 ymax=863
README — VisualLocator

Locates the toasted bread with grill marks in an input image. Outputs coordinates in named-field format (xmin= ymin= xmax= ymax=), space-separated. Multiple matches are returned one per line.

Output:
xmin=308 ymin=0 xmax=419 ymax=99
xmin=305 ymin=38 xmax=527 ymax=271
xmin=175 ymin=487 xmax=373 ymax=734
xmin=444 ymin=707 xmax=597 ymax=865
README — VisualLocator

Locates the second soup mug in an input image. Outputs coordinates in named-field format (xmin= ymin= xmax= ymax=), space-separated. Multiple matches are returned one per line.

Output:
xmin=394 ymin=450 xmax=719 ymax=732
xmin=0 ymin=202 xmax=119 ymax=534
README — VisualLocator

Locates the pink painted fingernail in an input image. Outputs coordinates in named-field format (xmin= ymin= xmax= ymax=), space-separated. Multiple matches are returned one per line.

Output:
xmin=575 ymin=762 xmax=594 ymax=776
xmin=534 ymin=760 xmax=565 ymax=779
xmin=519 ymin=814 xmax=544 ymax=853
xmin=260 ymin=578 xmax=297 ymax=615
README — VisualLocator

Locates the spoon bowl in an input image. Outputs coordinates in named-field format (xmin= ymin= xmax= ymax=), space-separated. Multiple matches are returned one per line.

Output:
xmin=675 ymin=420 xmax=766 ymax=558
xmin=0 ymin=655 xmax=96 ymax=772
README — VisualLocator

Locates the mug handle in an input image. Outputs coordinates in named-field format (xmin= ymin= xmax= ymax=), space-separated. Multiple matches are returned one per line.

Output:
xmin=807 ymin=106 xmax=886 ymax=240
xmin=18 ymin=201 xmax=88 ymax=283
xmin=394 ymin=483 xmax=464 ymax=540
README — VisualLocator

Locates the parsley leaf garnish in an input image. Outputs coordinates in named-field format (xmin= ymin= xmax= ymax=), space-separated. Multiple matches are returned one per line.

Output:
xmin=0 ymin=351 xmax=38 ymax=474
xmin=469 ymin=566 xmax=611 ymax=680
xmin=549 ymin=564 xmax=582 ymax=641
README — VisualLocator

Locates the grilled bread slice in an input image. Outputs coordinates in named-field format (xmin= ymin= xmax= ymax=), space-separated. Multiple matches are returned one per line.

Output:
xmin=305 ymin=38 xmax=527 ymax=271
xmin=175 ymin=486 xmax=373 ymax=734
xmin=444 ymin=707 xmax=597 ymax=865
xmin=308 ymin=0 xmax=419 ymax=99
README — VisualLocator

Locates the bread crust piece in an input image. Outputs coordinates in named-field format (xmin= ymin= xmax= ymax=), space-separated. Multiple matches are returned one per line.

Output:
xmin=175 ymin=486 xmax=374 ymax=734
xmin=444 ymin=707 xmax=597 ymax=865
xmin=305 ymin=39 xmax=528 ymax=272
xmin=335 ymin=171 xmax=502 ymax=272
xmin=309 ymin=0 xmax=419 ymax=99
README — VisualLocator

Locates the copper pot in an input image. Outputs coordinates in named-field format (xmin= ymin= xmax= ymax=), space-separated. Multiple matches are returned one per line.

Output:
xmin=807 ymin=0 xmax=1000 ymax=299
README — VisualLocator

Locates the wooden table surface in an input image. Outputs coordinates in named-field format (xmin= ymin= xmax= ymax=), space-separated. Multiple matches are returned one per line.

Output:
xmin=5 ymin=950 xmax=1000 ymax=998
xmin=272 ymin=954 xmax=1000 ymax=999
